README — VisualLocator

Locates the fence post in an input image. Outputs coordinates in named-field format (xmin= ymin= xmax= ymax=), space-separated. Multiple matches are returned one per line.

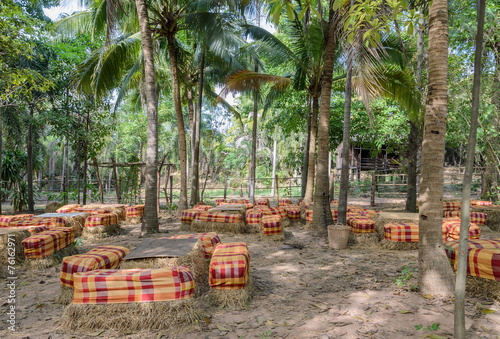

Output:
xmin=289 ymin=179 xmax=291 ymax=198
xmin=371 ymin=172 xmax=376 ymax=206
xmin=169 ymin=175 xmax=173 ymax=208
xmin=224 ymin=176 xmax=227 ymax=200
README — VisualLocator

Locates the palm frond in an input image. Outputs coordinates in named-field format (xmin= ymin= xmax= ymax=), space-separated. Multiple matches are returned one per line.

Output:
xmin=219 ymin=69 xmax=292 ymax=97
xmin=52 ymin=11 xmax=94 ymax=37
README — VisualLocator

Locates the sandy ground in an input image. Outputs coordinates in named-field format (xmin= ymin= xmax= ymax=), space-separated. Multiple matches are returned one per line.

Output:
xmin=2 ymin=198 xmax=500 ymax=339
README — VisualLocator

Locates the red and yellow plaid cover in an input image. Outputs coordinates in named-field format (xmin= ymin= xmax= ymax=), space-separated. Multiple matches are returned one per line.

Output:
xmin=30 ymin=217 xmax=67 ymax=228
xmin=299 ymin=200 xmax=313 ymax=210
xmin=8 ymin=225 xmax=47 ymax=234
xmin=215 ymin=198 xmax=226 ymax=206
xmin=306 ymin=209 xmax=339 ymax=223
xmin=359 ymin=209 xmax=378 ymax=219
xmin=60 ymin=246 xmax=130 ymax=288
xmin=85 ymin=213 xmax=118 ymax=228
xmin=209 ymin=242 xmax=249 ymax=289
xmin=278 ymin=199 xmax=293 ymax=207
xmin=75 ymin=206 xmax=111 ymax=215
xmin=0 ymin=214 xmax=35 ymax=227
xmin=246 ymin=209 xmax=262 ymax=225
xmin=347 ymin=205 xmax=364 ymax=215
xmin=195 ymin=211 xmax=243 ymax=224
xmin=443 ymin=210 xmax=487 ymax=225
xmin=384 ymin=222 xmax=419 ymax=242
xmin=347 ymin=216 xmax=375 ymax=234
xmin=262 ymin=215 xmax=282 ymax=235
xmin=471 ymin=200 xmax=493 ymax=207
xmin=444 ymin=220 xmax=481 ymax=241
xmin=181 ymin=209 xmax=202 ymax=224
xmin=221 ymin=201 xmax=253 ymax=209
xmin=22 ymin=227 xmax=75 ymax=258
xmin=7 ymin=218 xmax=44 ymax=228
xmin=262 ymin=207 xmax=287 ymax=219
xmin=72 ymin=266 xmax=195 ymax=304
xmin=445 ymin=239 xmax=500 ymax=267
xmin=126 ymin=205 xmax=145 ymax=217
xmin=256 ymin=198 xmax=269 ymax=206
xmin=193 ymin=205 xmax=212 ymax=211
xmin=229 ymin=199 xmax=250 ymax=204
xmin=163 ymin=232 xmax=221 ymax=258
xmin=56 ymin=204 xmax=81 ymax=213
xmin=284 ymin=205 xmax=301 ymax=220
xmin=443 ymin=201 xmax=461 ymax=212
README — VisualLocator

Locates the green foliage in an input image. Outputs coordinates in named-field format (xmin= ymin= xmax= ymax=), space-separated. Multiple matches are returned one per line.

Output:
xmin=11 ymin=181 xmax=28 ymax=212
xmin=393 ymin=262 xmax=416 ymax=288
xmin=415 ymin=323 xmax=440 ymax=332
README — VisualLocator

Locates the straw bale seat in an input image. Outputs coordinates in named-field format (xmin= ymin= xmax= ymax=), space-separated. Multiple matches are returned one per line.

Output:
xmin=0 ymin=228 xmax=31 ymax=270
xmin=261 ymin=207 xmax=290 ymax=227
xmin=180 ymin=209 xmax=202 ymax=231
xmin=0 ymin=214 xmax=35 ymax=227
xmin=125 ymin=204 xmax=144 ymax=223
xmin=373 ymin=212 xmax=419 ymax=241
xmin=82 ymin=213 xmax=121 ymax=240
xmin=191 ymin=211 xmax=247 ymax=234
xmin=6 ymin=224 xmax=47 ymax=235
xmin=223 ymin=201 xmax=254 ymax=209
xmin=442 ymin=218 xmax=481 ymax=241
xmin=283 ymin=205 xmax=302 ymax=226
xmin=29 ymin=216 xmax=67 ymax=228
xmin=74 ymin=206 xmax=112 ymax=215
xmin=380 ymin=222 xmax=419 ymax=250
xmin=261 ymin=215 xmax=284 ymax=241
xmin=443 ymin=201 xmax=462 ymax=213
xmin=443 ymin=210 xmax=487 ymax=225
xmin=256 ymin=198 xmax=270 ymax=207
xmin=162 ymin=232 xmax=221 ymax=258
xmin=358 ymin=209 xmax=379 ymax=220
xmin=278 ymin=198 xmax=292 ymax=207
xmin=444 ymin=239 xmax=500 ymax=301
xmin=471 ymin=200 xmax=494 ymax=207
xmin=208 ymin=242 xmax=252 ymax=309
xmin=304 ymin=209 xmax=339 ymax=228
xmin=61 ymin=266 xmax=201 ymax=332
xmin=472 ymin=205 xmax=500 ymax=232
xmin=86 ymin=204 xmax=127 ymax=221
xmin=34 ymin=213 xmax=90 ymax=237
xmin=57 ymin=204 xmax=81 ymax=213
xmin=215 ymin=198 xmax=226 ymax=206
xmin=246 ymin=208 xmax=263 ymax=233
xmin=211 ymin=204 xmax=247 ymax=221
xmin=347 ymin=216 xmax=377 ymax=245
xmin=192 ymin=204 xmax=212 ymax=211
xmin=22 ymin=227 xmax=77 ymax=269
xmin=55 ymin=245 xmax=130 ymax=305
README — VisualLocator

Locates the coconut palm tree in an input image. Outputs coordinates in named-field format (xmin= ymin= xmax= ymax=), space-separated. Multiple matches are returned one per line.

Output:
xmin=417 ymin=0 xmax=455 ymax=295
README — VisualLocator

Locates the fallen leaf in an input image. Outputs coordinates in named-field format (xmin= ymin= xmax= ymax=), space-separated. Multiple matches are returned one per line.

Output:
xmin=204 ymin=317 xmax=211 ymax=325
xmin=123 ymin=330 xmax=132 ymax=335
xmin=422 ymin=294 xmax=433 ymax=300
xmin=364 ymin=293 xmax=371 ymax=299
xmin=366 ymin=310 xmax=373 ymax=316
xmin=35 ymin=304 xmax=46 ymax=309
xmin=482 ymin=309 xmax=496 ymax=314
xmin=400 ymin=310 xmax=413 ymax=314
xmin=480 ymin=326 xmax=490 ymax=333
xmin=157 ymin=332 xmax=162 ymax=339
xmin=266 ymin=320 xmax=276 ymax=326
xmin=424 ymin=335 xmax=447 ymax=339
xmin=216 ymin=324 xmax=229 ymax=332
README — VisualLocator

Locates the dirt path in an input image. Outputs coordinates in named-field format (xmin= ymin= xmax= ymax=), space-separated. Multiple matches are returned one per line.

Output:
xmin=2 ymin=200 xmax=500 ymax=338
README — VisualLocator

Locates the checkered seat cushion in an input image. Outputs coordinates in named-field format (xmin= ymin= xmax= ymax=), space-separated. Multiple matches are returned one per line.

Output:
xmin=384 ymin=222 xmax=419 ymax=242
xmin=163 ymin=232 xmax=221 ymax=258
xmin=126 ymin=205 xmax=145 ymax=217
xmin=196 ymin=211 xmax=243 ymax=224
xmin=209 ymin=242 xmax=249 ymax=289
xmin=22 ymin=227 xmax=75 ymax=258
xmin=181 ymin=209 xmax=202 ymax=224
xmin=443 ymin=210 xmax=487 ymax=225
xmin=283 ymin=205 xmax=301 ymax=220
xmin=261 ymin=215 xmax=282 ymax=235
xmin=347 ymin=216 xmax=375 ymax=234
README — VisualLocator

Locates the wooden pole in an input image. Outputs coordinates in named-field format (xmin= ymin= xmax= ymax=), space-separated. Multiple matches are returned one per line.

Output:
xmin=164 ymin=165 xmax=170 ymax=210
xmin=329 ymin=171 xmax=335 ymax=202
xmin=111 ymin=157 xmax=121 ymax=203
xmin=224 ymin=176 xmax=227 ymax=200
xmin=275 ymin=175 xmax=279 ymax=206
xmin=169 ymin=175 xmax=173 ymax=209
xmin=371 ymin=171 xmax=376 ymax=206
xmin=93 ymin=158 xmax=104 ymax=203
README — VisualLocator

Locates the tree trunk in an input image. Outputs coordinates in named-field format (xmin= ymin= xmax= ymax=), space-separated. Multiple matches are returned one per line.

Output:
xmin=249 ymin=61 xmax=258 ymax=204
xmin=190 ymin=48 xmax=205 ymax=206
xmin=338 ymin=46 xmax=354 ymax=225
xmin=271 ymin=127 xmax=278 ymax=193
xmin=455 ymin=1 xmax=485 ymax=336
xmin=136 ymin=0 xmax=159 ymax=233
xmin=418 ymin=0 xmax=455 ymax=296
xmin=111 ymin=157 xmax=121 ymax=203
xmin=311 ymin=4 xmax=339 ymax=233
xmin=0 ymin=109 xmax=3 ymax=214
xmin=93 ymin=158 xmax=104 ymax=203
xmin=166 ymin=31 xmax=188 ymax=212
xmin=27 ymin=104 xmax=34 ymax=213
xmin=304 ymin=96 xmax=319 ymax=203
xmin=301 ymin=96 xmax=312 ymax=199
xmin=405 ymin=121 xmax=418 ymax=212
xmin=83 ymin=112 xmax=89 ymax=205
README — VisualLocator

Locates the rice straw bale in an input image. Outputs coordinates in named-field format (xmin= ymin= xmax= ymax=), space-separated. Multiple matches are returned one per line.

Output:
xmin=472 ymin=205 xmax=500 ymax=232
xmin=180 ymin=209 xmax=202 ymax=231
xmin=60 ymin=266 xmax=201 ymax=333
xmin=347 ymin=216 xmax=378 ymax=246
xmin=0 ymin=214 xmax=35 ymax=227
xmin=211 ymin=204 xmax=247 ymax=221
xmin=261 ymin=215 xmax=284 ymax=242
xmin=45 ymin=202 xmax=63 ymax=213
xmin=125 ymin=204 xmax=144 ymax=224
xmin=57 ymin=204 xmax=81 ymax=213
xmin=246 ymin=208 xmax=263 ymax=233
xmin=379 ymin=222 xmax=419 ymax=250
xmin=191 ymin=211 xmax=247 ymax=234
xmin=32 ymin=213 xmax=90 ymax=237
xmin=373 ymin=212 xmax=419 ymax=241
xmin=256 ymin=198 xmax=270 ymax=207
xmin=0 ymin=228 xmax=31 ymax=269
xmin=82 ymin=213 xmax=121 ymax=240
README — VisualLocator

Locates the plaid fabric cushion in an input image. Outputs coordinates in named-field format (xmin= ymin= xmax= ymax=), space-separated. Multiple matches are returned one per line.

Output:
xmin=0 ymin=214 xmax=35 ymax=227
xmin=193 ymin=205 xmax=213 ymax=211
xmin=443 ymin=201 xmax=461 ymax=212
xmin=444 ymin=239 xmax=500 ymax=267
xmin=22 ymin=227 xmax=75 ymax=259
xmin=8 ymin=225 xmax=47 ymax=234
xmin=215 ymin=198 xmax=226 ymax=206
xmin=446 ymin=221 xmax=481 ymax=241
xmin=246 ymin=209 xmax=263 ymax=225
xmin=60 ymin=246 xmax=130 ymax=288
xmin=196 ymin=211 xmax=243 ymax=224
xmin=443 ymin=211 xmax=487 ymax=226
xmin=75 ymin=207 xmax=111 ymax=215
xmin=284 ymin=205 xmax=301 ymax=220
xmin=229 ymin=199 xmax=250 ymax=204
xmin=126 ymin=205 xmax=145 ymax=217
xmin=85 ymin=214 xmax=112 ymax=228
xmin=222 ymin=201 xmax=254 ymax=209
xmin=7 ymin=218 xmax=44 ymax=228
xmin=471 ymin=200 xmax=493 ymax=206
xmin=72 ymin=266 xmax=195 ymax=304
xmin=347 ymin=216 xmax=375 ymax=234
xmin=209 ymin=242 xmax=249 ymax=289
xmin=359 ymin=209 xmax=378 ymax=219
xmin=262 ymin=207 xmax=287 ymax=218
xmin=256 ymin=198 xmax=269 ymax=206
xmin=347 ymin=205 xmax=364 ymax=214
xmin=163 ymin=232 xmax=221 ymax=258
xmin=56 ymin=204 xmax=81 ymax=213
xmin=278 ymin=199 xmax=293 ymax=207
xmin=181 ymin=209 xmax=202 ymax=223
xmin=305 ymin=210 xmax=313 ymax=223
xmin=383 ymin=222 xmax=419 ymax=242
xmin=30 ymin=217 xmax=67 ymax=228
xmin=262 ymin=215 xmax=282 ymax=235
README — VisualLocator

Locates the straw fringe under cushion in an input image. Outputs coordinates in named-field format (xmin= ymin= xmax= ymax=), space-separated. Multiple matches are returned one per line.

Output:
xmin=26 ymin=245 xmax=79 ymax=270
xmin=82 ymin=224 xmax=121 ymax=240
xmin=191 ymin=219 xmax=248 ymax=234
xmin=465 ymin=276 xmax=500 ymax=302
xmin=206 ymin=275 xmax=253 ymax=310
xmin=0 ymin=229 xmax=31 ymax=268
xmin=373 ymin=212 xmax=419 ymax=241
xmin=348 ymin=232 xmax=378 ymax=246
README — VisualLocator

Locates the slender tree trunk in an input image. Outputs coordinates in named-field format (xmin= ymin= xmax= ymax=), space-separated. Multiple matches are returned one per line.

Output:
xmin=83 ymin=113 xmax=89 ymax=205
xmin=338 ymin=47 xmax=354 ymax=225
xmin=301 ymin=96 xmax=312 ymax=199
xmin=77 ymin=145 xmax=81 ymax=205
xmin=418 ymin=0 xmax=455 ymax=295
xmin=136 ymin=0 xmax=159 ymax=232
xmin=0 ymin=109 xmax=2 ymax=214
xmin=27 ymin=104 xmax=34 ymax=213
xmin=406 ymin=121 xmax=418 ymax=212
xmin=249 ymin=61 xmax=258 ymax=204
xmin=311 ymin=5 xmax=339 ymax=233
xmin=455 ymin=1 xmax=485 ymax=336
xmin=93 ymin=158 xmax=104 ymax=203
xmin=111 ymin=157 xmax=121 ymax=203
xmin=190 ymin=48 xmax=205 ymax=206
xmin=271 ymin=127 xmax=278 ymax=192
xmin=166 ymin=32 xmax=188 ymax=212
xmin=304 ymin=96 xmax=319 ymax=203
